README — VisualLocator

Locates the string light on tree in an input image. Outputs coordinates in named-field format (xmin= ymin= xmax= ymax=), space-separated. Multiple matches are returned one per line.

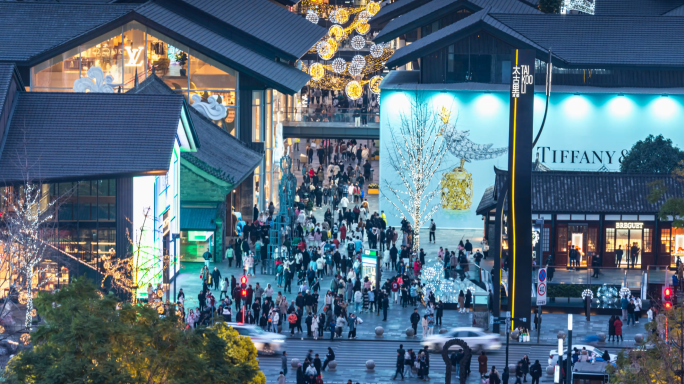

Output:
xmin=332 ymin=58 xmax=347 ymax=74
xmin=346 ymin=80 xmax=363 ymax=100
xmin=370 ymin=44 xmax=384 ymax=58
xmin=351 ymin=35 xmax=366 ymax=50
xmin=306 ymin=11 xmax=319 ymax=24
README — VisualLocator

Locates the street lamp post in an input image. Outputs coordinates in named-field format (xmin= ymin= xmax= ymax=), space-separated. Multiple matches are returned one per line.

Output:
xmin=566 ymin=314 xmax=573 ymax=383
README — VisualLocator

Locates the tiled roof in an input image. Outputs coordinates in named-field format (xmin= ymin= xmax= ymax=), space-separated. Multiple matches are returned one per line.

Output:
xmin=385 ymin=8 xmax=554 ymax=68
xmin=180 ymin=207 xmax=218 ymax=230
xmin=135 ymin=2 xmax=312 ymax=93
xmin=375 ymin=0 xmax=539 ymax=42
xmin=664 ymin=5 xmax=684 ymax=15
xmin=180 ymin=0 xmax=325 ymax=59
xmin=476 ymin=168 xmax=684 ymax=215
xmin=127 ymin=75 xmax=262 ymax=186
xmin=595 ymin=0 xmax=684 ymax=15
xmin=476 ymin=185 xmax=496 ymax=215
xmin=0 ymin=64 xmax=16 ymax=117
xmin=490 ymin=13 xmax=684 ymax=66
xmin=0 ymin=92 xmax=184 ymax=183
xmin=0 ymin=2 xmax=138 ymax=63
xmin=371 ymin=0 xmax=430 ymax=27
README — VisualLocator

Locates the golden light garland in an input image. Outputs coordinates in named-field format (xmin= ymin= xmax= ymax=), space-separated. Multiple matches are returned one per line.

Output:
xmin=309 ymin=63 xmax=325 ymax=81
xmin=346 ymin=80 xmax=363 ymax=100
xmin=326 ymin=38 xmax=338 ymax=54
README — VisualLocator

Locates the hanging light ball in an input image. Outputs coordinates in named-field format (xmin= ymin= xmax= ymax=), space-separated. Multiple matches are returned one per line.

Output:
xmin=329 ymin=25 xmax=346 ymax=41
xmin=335 ymin=8 xmax=349 ymax=24
xmin=331 ymin=58 xmax=347 ymax=74
xmin=18 ymin=292 xmax=28 ymax=305
xmin=355 ymin=19 xmax=371 ymax=35
xmin=359 ymin=10 xmax=371 ymax=19
xmin=0 ymin=326 xmax=5 ymax=334
xmin=369 ymin=75 xmax=383 ymax=94
xmin=348 ymin=62 xmax=363 ymax=76
xmin=309 ymin=63 xmax=325 ymax=81
xmin=351 ymin=36 xmax=366 ymax=50
xmin=156 ymin=288 xmax=164 ymax=298
xmin=367 ymin=1 xmax=381 ymax=16
xmin=317 ymin=41 xmax=334 ymax=60
xmin=346 ymin=81 xmax=363 ymax=100
xmin=326 ymin=38 xmax=338 ymax=54
xmin=351 ymin=54 xmax=366 ymax=69
xmin=305 ymin=11 xmax=319 ymax=24
xmin=581 ymin=289 xmax=594 ymax=300
xmin=370 ymin=44 xmax=384 ymax=58
xmin=157 ymin=305 xmax=165 ymax=314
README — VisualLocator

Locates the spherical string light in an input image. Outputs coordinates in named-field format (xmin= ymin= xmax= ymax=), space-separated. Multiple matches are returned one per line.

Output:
xmin=346 ymin=80 xmax=363 ymax=100
xmin=370 ymin=44 xmax=384 ymax=58
xmin=306 ymin=11 xmax=319 ymax=24
xmin=331 ymin=58 xmax=347 ymax=74
xmin=348 ymin=63 xmax=363 ymax=76
xmin=369 ymin=75 xmax=383 ymax=94
xmin=309 ymin=63 xmax=325 ymax=81
xmin=351 ymin=35 xmax=366 ymax=50
xmin=317 ymin=41 xmax=333 ymax=60
xmin=326 ymin=38 xmax=338 ymax=54
xmin=359 ymin=10 xmax=371 ymax=19
xmin=351 ymin=54 xmax=366 ymax=69
xmin=367 ymin=1 xmax=381 ymax=16
xmin=329 ymin=25 xmax=346 ymax=41
xmin=355 ymin=19 xmax=371 ymax=35
xmin=336 ymin=8 xmax=349 ymax=23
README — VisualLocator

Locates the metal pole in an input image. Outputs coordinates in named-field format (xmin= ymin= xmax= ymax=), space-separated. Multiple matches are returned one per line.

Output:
xmin=505 ymin=319 xmax=510 ymax=368
xmin=537 ymin=305 xmax=541 ymax=344
xmin=566 ymin=314 xmax=573 ymax=384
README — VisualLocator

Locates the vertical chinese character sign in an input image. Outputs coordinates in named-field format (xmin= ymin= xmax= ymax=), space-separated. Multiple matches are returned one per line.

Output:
xmin=507 ymin=49 xmax=535 ymax=331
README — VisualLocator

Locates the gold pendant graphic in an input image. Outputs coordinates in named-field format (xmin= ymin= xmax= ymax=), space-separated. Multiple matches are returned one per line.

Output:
xmin=441 ymin=158 xmax=473 ymax=210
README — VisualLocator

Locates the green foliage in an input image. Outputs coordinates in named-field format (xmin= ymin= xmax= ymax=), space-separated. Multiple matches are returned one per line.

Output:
xmin=608 ymin=305 xmax=684 ymax=383
xmin=538 ymin=0 xmax=563 ymax=13
xmin=3 ymin=278 xmax=266 ymax=384
xmin=620 ymin=134 xmax=684 ymax=174
xmin=546 ymin=284 xmax=611 ymax=298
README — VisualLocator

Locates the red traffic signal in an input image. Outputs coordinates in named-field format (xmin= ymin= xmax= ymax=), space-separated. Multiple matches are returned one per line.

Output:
xmin=240 ymin=276 xmax=247 ymax=285
xmin=665 ymin=287 xmax=672 ymax=297
xmin=241 ymin=289 xmax=247 ymax=297
xmin=665 ymin=302 xmax=673 ymax=309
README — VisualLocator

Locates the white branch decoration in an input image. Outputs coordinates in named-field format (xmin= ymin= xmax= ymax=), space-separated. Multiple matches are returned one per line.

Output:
xmin=381 ymin=91 xmax=447 ymax=251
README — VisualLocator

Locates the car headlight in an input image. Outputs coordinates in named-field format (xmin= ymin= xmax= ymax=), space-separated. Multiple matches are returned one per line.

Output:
xmin=272 ymin=339 xmax=285 ymax=343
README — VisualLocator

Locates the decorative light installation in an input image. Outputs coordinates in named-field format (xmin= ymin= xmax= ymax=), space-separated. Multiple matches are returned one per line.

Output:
xmin=581 ymin=289 xmax=594 ymax=300
xmin=367 ymin=1 xmax=381 ymax=16
xmin=329 ymin=24 xmax=346 ymax=41
xmin=326 ymin=38 xmax=338 ymax=54
xmin=619 ymin=286 xmax=631 ymax=298
xmin=561 ymin=0 xmax=595 ymax=14
xmin=369 ymin=75 xmax=383 ymax=94
xmin=20 ymin=333 xmax=30 ymax=345
xmin=317 ymin=41 xmax=333 ymax=60
xmin=355 ymin=19 xmax=371 ymax=35
xmin=330 ymin=8 xmax=349 ymax=24
xmin=359 ymin=10 xmax=371 ymax=19
xmin=306 ymin=11 xmax=319 ymax=24
xmin=351 ymin=35 xmax=366 ymax=50
xmin=309 ymin=63 xmax=325 ymax=81
xmin=346 ymin=80 xmax=363 ymax=100
xmin=332 ymin=58 xmax=347 ymax=74
xmin=370 ymin=44 xmax=384 ymax=58
xmin=351 ymin=54 xmax=366 ymax=69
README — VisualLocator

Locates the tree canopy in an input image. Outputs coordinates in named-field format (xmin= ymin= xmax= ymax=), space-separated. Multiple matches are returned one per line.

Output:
xmin=3 ymin=278 xmax=266 ymax=384
xmin=538 ymin=0 xmax=563 ymax=13
xmin=620 ymin=134 xmax=684 ymax=173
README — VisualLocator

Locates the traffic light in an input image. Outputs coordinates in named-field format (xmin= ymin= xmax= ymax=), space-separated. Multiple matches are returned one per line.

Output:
xmin=663 ymin=286 xmax=673 ymax=309
xmin=240 ymin=276 xmax=247 ymax=289
xmin=241 ymin=289 xmax=247 ymax=298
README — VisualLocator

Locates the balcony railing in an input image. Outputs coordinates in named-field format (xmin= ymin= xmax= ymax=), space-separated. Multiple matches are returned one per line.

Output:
xmin=278 ymin=107 xmax=379 ymax=125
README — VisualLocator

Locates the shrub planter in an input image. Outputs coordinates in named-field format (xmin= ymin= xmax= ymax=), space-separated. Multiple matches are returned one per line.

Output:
xmin=367 ymin=188 xmax=379 ymax=195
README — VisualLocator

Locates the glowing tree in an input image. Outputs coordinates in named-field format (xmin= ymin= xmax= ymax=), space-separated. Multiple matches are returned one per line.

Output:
xmin=1 ymin=181 xmax=60 ymax=328
xmin=382 ymin=93 xmax=447 ymax=252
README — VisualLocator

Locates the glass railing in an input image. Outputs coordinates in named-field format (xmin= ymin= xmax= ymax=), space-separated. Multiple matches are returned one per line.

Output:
xmin=277 ymin=107 xmax=379 ymax=125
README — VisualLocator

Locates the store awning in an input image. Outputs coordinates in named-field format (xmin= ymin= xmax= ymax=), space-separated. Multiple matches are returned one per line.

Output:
xmin=180 ymin=207 xmax=218 ymax=231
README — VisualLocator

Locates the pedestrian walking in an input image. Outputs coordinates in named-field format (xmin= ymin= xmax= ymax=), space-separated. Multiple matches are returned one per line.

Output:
xmin=530 ymin=360 xmax=542 ymax=384
xmin=392 ymin=351 xmax=405 ymax=380
xmin=521 ymin=355 xmax=530 ymax=382
xmin=478 ymin=351 xmax=488 ymax=379
xmin=614 ymin=317 xmax=623 ymax=342
xmin=282 ymin=351 xmax=288 ymax=376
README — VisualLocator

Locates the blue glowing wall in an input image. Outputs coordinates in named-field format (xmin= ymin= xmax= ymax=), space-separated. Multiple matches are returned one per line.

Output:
xmin=379 ymin=90 xmax=684 ymax=229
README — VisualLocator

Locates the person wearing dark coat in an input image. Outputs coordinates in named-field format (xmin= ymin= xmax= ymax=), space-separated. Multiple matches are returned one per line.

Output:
xmin=521 ymin=355 xmax=530 ymax=382
xmin=515 ymin=362 xmax=523 ymax=384
xmin=296 ymin=364 xmax=305 ymax=384
xmin=530 ymin=360 xmax=543 ymax=384
xmin=608 ymin=315 xmax=616 ymax=341
xmin=478 ymin=352 xmax=488 ymax=378
xmin=502 ymin=367 xmax=510 ymax=384
xmin=465 ymin=289 xmax=472 ymax=311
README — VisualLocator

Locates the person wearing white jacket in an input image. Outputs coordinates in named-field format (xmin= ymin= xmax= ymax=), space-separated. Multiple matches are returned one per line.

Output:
xmin=311 ymin=313 xmax=319 ymax=340
xmin=354 ymin=290 xmax=363 ymax=312
xmin=340 ymin=196 xmax=349 ymax=211
xmin=422 ymin=315 xmax=429 ymax=338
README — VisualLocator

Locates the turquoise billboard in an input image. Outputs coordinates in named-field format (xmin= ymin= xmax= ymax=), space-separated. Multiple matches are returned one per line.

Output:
xmin=379 ymin=89 xmax=684 ymax=229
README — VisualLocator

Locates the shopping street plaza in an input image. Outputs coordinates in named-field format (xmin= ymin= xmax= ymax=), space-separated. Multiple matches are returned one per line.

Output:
xmin=3 ymin=0 xmax=684 ymax=381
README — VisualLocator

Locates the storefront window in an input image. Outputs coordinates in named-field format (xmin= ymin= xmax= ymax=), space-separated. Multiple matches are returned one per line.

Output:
xmin=31 ymin=25 xmax=239 ymax=136
xmin=644 ymin=228 xmax=652 ymax=252
xmin=605 ymin=228 xmax=615 ymax=252
xmin=673 ymin=227 xmax=684 ymax=257
xmin=32 ymin=47 xmax=80 ymax=90
xmin=180 ymin=230 xmax=214 ymax=262
xmin=661 ymin=228 xmax=671 ymax=254
xmin=557 ymin=227 xmax=567 ymax=252
xmin=587 ymin=227 xmax=598 ymax=254
xmin=123 ymin=22 xmax=146 ymax=89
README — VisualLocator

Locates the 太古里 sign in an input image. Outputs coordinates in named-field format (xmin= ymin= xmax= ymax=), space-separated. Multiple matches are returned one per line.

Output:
xmin=616 ymin=222 xmax=643 ymax=229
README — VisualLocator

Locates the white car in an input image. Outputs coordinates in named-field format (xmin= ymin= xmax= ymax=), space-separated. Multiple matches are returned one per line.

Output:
xmin=228 ymin=323 xmax=285 ymax=353
xmin=548 ymin=344 xmax=617 ymax=366
xmin=421 ymin=327 xmax=502 ymax=353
